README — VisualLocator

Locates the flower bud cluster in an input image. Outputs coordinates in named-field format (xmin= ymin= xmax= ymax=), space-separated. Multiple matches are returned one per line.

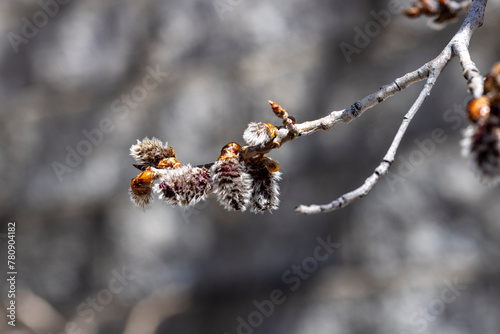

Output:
xmin=129 ymin=137 xmax=282 ymax=213
xmin=461 ymin=62 xmax=500 ymax=184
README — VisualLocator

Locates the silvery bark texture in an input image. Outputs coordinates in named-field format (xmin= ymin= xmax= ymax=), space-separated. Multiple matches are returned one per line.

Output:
xmin=3 ymin=1 xmax=500 ymax=334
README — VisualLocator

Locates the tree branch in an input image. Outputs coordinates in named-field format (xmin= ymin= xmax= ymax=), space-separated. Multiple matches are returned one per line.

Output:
xmin=294 ymin=0 xmax=487 ymax=214
xmin=296 ymin=75 xmax=438 ymax=214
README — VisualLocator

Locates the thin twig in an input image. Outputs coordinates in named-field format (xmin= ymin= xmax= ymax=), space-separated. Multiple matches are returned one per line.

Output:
xmin=239 ymin=64 xmax=431 ymax=162
xmin=296 ymin=75 xmax=438 ymax=214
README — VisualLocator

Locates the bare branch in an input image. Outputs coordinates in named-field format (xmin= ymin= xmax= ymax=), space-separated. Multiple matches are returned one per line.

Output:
xmin=240 ymin=1 xmax=486 ymax=157
xmin=294 ymin=0 xmax=487 ymax=214
xmin=296 ymin=75 xmax=439 ymax=214
xmin=239 ymin=64 xmax=431 ymax=162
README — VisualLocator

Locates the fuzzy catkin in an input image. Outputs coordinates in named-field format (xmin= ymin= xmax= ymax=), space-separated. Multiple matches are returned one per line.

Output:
xmin=211 ymin=158 xmax=252 ymax=211
xmin=243 ymin=122 xmax=277 ymax=147
xmin=461 ymin=117 xmax=500 ymax=184
xmin=246 ymin=161 xmax=281 ymax=213
xmin=155 ymin=166 xmax=212 ymax=207
xmin=129 ymin=188 xmax=154 ymax=209
xmin=130 ymin=137 xmax=175 ymax=166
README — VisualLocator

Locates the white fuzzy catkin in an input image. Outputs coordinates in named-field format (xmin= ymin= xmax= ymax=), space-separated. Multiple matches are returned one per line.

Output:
xmin=243 ymin=122 xmax=276 ymax=147
xmin=211 ymin=158 xmax=252 ymax=211
xmin=252 ymin=172 xmax=281 ymax=213
xmin=130 ymin=137 xmax=174 ymax=166
xmin=246 ymin=161 xmax=281 ymax=213
xmin=129 ymin=188 xmax=154 ymax=209
xmin=154 ymin=166 xmax=212 ymax=207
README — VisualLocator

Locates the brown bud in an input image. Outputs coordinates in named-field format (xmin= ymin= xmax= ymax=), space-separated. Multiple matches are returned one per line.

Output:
xmin=269 ymin=100 xmax=288 ymax=119
xmin=468 ymin=96 xmax=491 ymax=123
xmin=129 ymin=170 xmax=157 ymax=208
xmin=403 ymin=7 xmax=421 ymax=17
xmin=217 ymin=142 xmax=242 ymax=161
xmin=403 ymin=0 xmax=463 ymax=25
xmin=158 ymin=157 xmax=182 ymax=169
xmin=261 ymin=156 xmax=280 ymax=173
xmin=130 ymin=170 xmax=156 ymax=195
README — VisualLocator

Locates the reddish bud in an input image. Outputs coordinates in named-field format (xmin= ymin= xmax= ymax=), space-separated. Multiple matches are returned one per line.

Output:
xmin=261 ymin=156 xmax=280 ymax=173
xmin=129 ymin=170 xmax=157 ymax=208
xmin=269 ymin=100 xmax=287 ymax=119
xmin=468 ymin=96 xmax=491 ymax=123
xmin=217 ymin=142 xmax=242 ymax=161
xmin=158 ymin=157 xmax=182 ymax=169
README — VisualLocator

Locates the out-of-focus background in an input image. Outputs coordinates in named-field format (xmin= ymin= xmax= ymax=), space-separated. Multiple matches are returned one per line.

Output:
xmin=1 ymin=0 xmax=500 ymax=333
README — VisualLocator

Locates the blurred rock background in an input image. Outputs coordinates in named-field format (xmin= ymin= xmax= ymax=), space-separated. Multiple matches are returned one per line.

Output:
xmin=1 ymin=0 xmax=500 ymax=333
